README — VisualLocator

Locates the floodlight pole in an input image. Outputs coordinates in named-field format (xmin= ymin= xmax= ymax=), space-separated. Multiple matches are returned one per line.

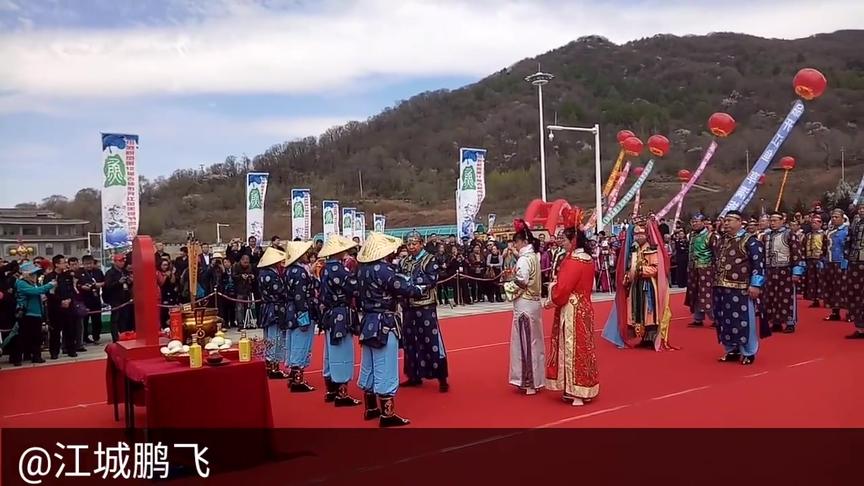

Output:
xmin=547 ymin=124 xmax=603 ymax=234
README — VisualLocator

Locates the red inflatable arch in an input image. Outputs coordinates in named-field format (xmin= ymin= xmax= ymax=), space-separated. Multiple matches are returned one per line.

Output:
xmin=523 ymin=199 xmax=571 ymax=235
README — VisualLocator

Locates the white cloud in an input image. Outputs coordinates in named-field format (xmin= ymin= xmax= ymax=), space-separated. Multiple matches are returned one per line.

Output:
xmin=2 ymin=0 xmax=862 ymax=100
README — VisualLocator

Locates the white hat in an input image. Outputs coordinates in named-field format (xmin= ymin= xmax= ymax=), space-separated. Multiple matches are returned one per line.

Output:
xmin=357 ymin=232 xmax=402 ymax=263
xmin=257 ymin=247 xmax=286 ymax=268
xmin=285 ymin=241 xmax=313 ymax=266
xmin=318 ymin=234 xmax=358 ymax=259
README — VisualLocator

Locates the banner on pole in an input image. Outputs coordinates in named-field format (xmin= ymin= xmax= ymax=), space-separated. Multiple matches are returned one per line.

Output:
xmin=602 ymin=159 xmax=655 ymax=227
xmin=722 ymin=100 xmax=805 ymax=215
xmin=291 ymin=189 xmax=311 ymax=240
xmin=323 ymin=200 xmax=339 ymax=238
xmin=342 ymin=208 xmax=356 ymax=239
xmin=100 ymin=133 xmax=139 ymax=251
xmin=245 ymin=172 xmax=269 ymax=242
xmin=853 ymin=172 xmax=864 ymax=205
xmin=656 ymin=141 xmax=718 ymax=219
xmin=373 ymin=214 xmax=386 ymax=233
xmin=355 ymin=212 xmax=366 ymax=242
xmin=457 ymin=148 xmax=486 ymax=239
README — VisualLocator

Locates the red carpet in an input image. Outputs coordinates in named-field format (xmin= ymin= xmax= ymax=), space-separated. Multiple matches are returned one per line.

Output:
xmin=2 ymin=294 xmax=862 ymax=429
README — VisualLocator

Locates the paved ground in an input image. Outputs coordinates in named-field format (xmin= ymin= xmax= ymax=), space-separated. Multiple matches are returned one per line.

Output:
xmin=0 ymin=289 xmax=685 ymax=371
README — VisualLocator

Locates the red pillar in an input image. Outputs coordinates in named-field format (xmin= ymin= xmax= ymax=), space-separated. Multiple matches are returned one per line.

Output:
xmin=132 ymin=235 xmax=159 ymax=346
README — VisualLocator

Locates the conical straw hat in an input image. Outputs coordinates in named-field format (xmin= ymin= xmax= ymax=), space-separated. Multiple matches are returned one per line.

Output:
xmin=357 ymin=232 xmax=402 ymax=263
xmin=318 ymin=234 xmax=358 ymax=259
xmin=257 ymin=246 xmax=286 ymax=268
xmin=285 ymin=240 xmax=313 ymax=266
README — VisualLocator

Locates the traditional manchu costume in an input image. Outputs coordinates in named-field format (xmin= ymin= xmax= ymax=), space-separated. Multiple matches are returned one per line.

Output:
xmin=802 ymin=218 xmax=826 ymax=307
xmin=714 ymin=214 xmax=765 ymax=365
xmin=761 ymin=221 xmax=804 ymax=333
xmin=284 ymin=241 xmax=318 ymax=393
xmin=603 ymin=220 xmax=673 ymax=350
xmin=546 ymin=234 xmax=599 ymax=405
xmin=356 ymin=232 xmax=425 ymax=427
xmin=319 ymin=234 xmax=362 ymax=406
xmin=400 ymin=232 xmax=449 ymax=391
xmin=685 ymin=216 xmax=716 ymax=327
xmin=505 ymin=220 xmax=545 ymax=394
xmin=845 ymin=209 xmax=864 ymax=339
xmin=822 ymin=211 xmax=849 ymax=321
xmin=257 ymin=247 xmax=289 ymax=379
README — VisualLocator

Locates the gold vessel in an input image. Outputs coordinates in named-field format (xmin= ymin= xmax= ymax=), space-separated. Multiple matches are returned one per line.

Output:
xmin=181 ymin=305 xmax=222 ymax=344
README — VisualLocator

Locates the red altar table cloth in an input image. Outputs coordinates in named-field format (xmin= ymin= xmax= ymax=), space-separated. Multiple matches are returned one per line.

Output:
xmin=123 ymin=357 xmax=273 ymax=429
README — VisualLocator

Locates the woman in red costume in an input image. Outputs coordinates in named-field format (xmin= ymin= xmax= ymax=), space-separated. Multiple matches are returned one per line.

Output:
xmin=545 ymin=208 xmax=600 ymax=406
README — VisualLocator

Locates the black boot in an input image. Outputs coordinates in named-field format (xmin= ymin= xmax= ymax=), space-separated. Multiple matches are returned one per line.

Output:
xmin=362 ymin=392 xmax=381 ymax=420
xmin=378 ymin=395 xmax=410 ymax=427
xmin=323 ymin=376 xmax=337 ymax=402
xmin=438 ymin=378 xmax=449 ymax=393
xmin=824 ymin=310 xmax=841 ymax=321
xmin=266 ymin=360 xmax=288 ymax=379
xmin=400 ymin=378 xmax=422 ymax=387
xmin=289 ymin=367 xmax=315 ymax=393
xmin=334 ymin=383 xmax=361 ymax=407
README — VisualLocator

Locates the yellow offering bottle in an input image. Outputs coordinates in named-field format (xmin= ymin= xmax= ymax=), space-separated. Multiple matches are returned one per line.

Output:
xmin=189 ymin=336 xmax=203 ymax=369
xmin=238 ymin=331 xmax=251 ymax=362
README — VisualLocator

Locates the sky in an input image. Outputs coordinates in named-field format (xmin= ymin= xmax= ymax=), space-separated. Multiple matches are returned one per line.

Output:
xmin=1 ymin=0 xmax=863 ymax=207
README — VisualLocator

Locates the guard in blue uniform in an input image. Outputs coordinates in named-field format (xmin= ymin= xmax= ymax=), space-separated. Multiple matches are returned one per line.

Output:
xmin=284 ymin=241 xmax=318 ymax=392
xmin=257 ymin=246 xmax=289 ymax=379
xmin=356 ymin=232 xmax=426 ymax=427
xmin=399 ymin=231 xmax=449 ymax=392
xmin=319 ymin=234 xmax=362 ymax=406
xmin=713 ymin=210 xmax=766 ymax=365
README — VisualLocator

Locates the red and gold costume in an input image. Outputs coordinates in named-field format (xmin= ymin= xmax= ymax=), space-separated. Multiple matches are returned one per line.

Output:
xmin=546 ymin=246 xmax=600 ymax=401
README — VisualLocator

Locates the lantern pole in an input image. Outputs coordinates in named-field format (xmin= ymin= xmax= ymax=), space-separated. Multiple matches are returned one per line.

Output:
xmin=526 ymin=70 xmax=554 ymax=202
xmin=775 ymin=169 xmax=791 ymax=212
xmin=547 ymin=123 xmax=603 ymax=234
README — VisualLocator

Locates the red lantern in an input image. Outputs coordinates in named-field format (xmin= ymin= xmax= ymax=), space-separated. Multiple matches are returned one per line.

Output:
xmin=677 ymin=169 xmax=692 ymax=182
xmin=708 ymin=112 xmax=736 ymax=138
xmin=793 ymin=68 xmax=827 ymax=101
xmin=647 ymin=134 xmax=671 ymax=158
xmin=633 ymin=166 xmax=645 ymax=177
xmin=622 ymin=136 xmax=644 ymax=157
xmin=617 ymin=130 xmax=636 ymax=145
xmin=758 ymin=175 xmax=766 ymax=185
xmin=779 ymin=156 xmax=796 ymax=171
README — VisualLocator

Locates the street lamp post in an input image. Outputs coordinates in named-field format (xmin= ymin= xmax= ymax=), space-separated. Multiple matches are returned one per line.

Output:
xmin=526 ymin=69 xmax=554 ymax=202
xmin=216 ymin=223 xmax=230 ymax=245
xmin=546 ymin=124 xmax=603 ymax=234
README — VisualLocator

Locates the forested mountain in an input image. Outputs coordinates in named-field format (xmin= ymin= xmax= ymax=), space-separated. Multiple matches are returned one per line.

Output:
xmin=27 ymin=30 xmax=864 ymax=241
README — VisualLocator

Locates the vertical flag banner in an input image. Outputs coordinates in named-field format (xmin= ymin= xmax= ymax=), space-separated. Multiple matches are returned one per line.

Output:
xmin=355 ymin=212 xmax=366 ymax=242
xmin=322 ymin=200 xmax=339 ymax=237
xmin=245 ymin=172 xmax=269 ymax=242
xmin=342 ymin=208 xmax=356 ymax=239
xmin=291 ymin=188 xmax=311 ymax=240
xmin=373 ymin=214 xmax=386 ymax=232
xmin=456 ymin=148 xmax=487 ymax=239
xmin=853 ymin=171 xmax=864 ymax=205
xmin=100 ymin=133 xmax=139 ymax=251
xmin=722 ymin=99 xmax=805 ymax=214
xmin=488 ymin=213 xmax=496 ymax=231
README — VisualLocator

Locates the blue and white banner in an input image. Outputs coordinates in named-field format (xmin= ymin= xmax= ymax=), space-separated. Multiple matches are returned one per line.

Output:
xmin=456 ymin=148 xmax=486 ymax=239
xmin=245 ymin=172 xmax=269 ymax=242
xmin=322 ymin=200 xmax=339 ymax=238
xmin=355 ymin=212 xmax=366 ymax=242
xmin=290 ymin=188 xmax=311 ymax=240
xmin=342 ymin=208 xmax=356 ymax=239
xmin=853 ymin=172 xmax=864 ymax=206
xmin=721 ymin=100 xmax=805 ymax=215
xmin=100 ymin=133 xmax=139 ymax=251
xmin=373 ymin=214 xmax=386 ymax=233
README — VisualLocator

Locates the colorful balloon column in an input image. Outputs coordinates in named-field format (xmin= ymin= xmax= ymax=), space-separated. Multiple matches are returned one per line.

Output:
xmin=631 ymin=166 xmax=645 ymax=217
xmin=672 ymin=169 xmax=692 ymax=224
xmin=775 ymin=156 xmax=796 ymax=211
xmin=721 ymin=68 xmax=827 ymax=215
xmin=656 ymin=113 xmax=735 ymax=219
